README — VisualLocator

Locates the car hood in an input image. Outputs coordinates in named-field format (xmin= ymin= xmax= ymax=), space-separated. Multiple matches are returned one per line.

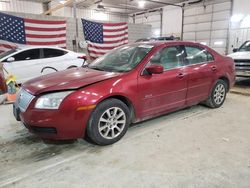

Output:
xmin=23 ymin=67 xmax=121 ymax=95
xmin=227 ymin=51 xmax=250 ymax=59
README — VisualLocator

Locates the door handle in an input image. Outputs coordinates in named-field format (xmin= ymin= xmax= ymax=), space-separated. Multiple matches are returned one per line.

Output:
xmin=211 ymin=66 xmax=217 ymax=72
xmin=177 ymin=73 xmax=185 ymax=79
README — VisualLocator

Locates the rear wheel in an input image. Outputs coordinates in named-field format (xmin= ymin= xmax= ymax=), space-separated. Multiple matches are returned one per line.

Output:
xmin=86 ymin=99 xmax=130 ymax=145
xmin=204 ymin=79 xmax=228 ymax=108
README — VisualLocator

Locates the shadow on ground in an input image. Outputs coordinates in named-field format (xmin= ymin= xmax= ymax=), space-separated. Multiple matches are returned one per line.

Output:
xmin=235 ymin=77 xmax=250 ymax=87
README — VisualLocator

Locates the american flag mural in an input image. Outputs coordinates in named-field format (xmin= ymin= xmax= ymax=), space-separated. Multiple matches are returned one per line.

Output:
xmin=82 ymin=19 xmax=128 ymax=59
xmin=0 ymin=12 xmax=66 ymax=53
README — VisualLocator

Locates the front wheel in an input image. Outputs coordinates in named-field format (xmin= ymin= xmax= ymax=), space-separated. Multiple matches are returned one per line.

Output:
xmin=204 ymin=79 xmax=228 ymax=108
xmin=86 ymin=99 xmax=130 ymax=145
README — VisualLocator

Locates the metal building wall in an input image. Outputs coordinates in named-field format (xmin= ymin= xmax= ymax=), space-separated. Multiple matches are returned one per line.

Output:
xmin=133 ymin=11 xmax=162 ymax=37
xmin=0 ymin=0 xmax=43 ymax=14
xmin=183 ymin=0 xmax=232 ymax=54
xmin=50 ymin=3 xmax=128 ymax=23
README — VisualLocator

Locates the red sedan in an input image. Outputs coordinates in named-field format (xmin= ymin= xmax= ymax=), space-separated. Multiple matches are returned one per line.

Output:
xmin=13 ymin=41 xmax=235 ymax=145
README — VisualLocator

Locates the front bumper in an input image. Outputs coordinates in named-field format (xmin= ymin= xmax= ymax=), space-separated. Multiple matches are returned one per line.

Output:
xmin=236 ymin=70 xmax=250 ymax=77
xmin=13 ymin=102 xmax=93 ymax=140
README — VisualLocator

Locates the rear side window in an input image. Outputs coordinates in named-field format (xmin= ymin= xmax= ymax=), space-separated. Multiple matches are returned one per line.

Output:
xmin=42 ymin=48 xmax=67 ymax=58
xmin=12 ymin=49 xmax=40 ymax=61
xmin=185 ymin=46 xmax=214 ymax=65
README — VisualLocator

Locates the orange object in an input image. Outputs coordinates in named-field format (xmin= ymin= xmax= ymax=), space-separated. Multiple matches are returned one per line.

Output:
xmin=6 ymin=93 xmax=16 ymax=103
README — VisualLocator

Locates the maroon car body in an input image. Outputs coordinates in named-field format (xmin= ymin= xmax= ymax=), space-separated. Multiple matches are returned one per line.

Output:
xmin=13 ymin=41 xmax=235 ymax=144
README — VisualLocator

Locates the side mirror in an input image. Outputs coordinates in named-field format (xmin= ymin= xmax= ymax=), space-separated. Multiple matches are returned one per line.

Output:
xmin=7 ymin=57 xmax=15 ymax=62
xmin=146 ymin=64 xmax=164 ymax=75
xmin=233 ymin=48 xmax=238 ymax=53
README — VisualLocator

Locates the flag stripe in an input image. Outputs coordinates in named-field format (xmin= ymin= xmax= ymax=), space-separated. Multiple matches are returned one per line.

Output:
xmin=87 ymin=40 xmax=128 ymax=48
xmin=104 ymin=33 xmax=128 ymax=38
xmin=103 ymin=38 xmax=128 ymax=44
xmin=25 ymin=30 xmax=66 ymax=35
xmin=103 ymin=22 xmax=127 ymax=26
xmin=89 ymin=49 xmax=107 ymax=54
xmin=24 ymin=18 xmax=66 ymax=25
xmin=25 ymin=22 xmax=66 ymax=29
xmin=0 ymin=40 xmax=18 ymax=52
xmin=89 ymin=50 xmax=106 ymax=57
xmin=104 ymin=31 xmax=128 ymax=36
xmin=103 ymin=25 xmax=128 ymax=30
xmin=103 ymin=27 xmax=128 ymax=32
xmin=26 ymin=33 xmax=66 ymax=38
xmin=26 ymin=40 xmax=66 ymax=45
xmin=88 ymin=44 xmax=116 ymax=51
xmin=25 ymin=26 xmax=66 ymax=31
xmin=26 ymin=37 xmax=66 ymax=42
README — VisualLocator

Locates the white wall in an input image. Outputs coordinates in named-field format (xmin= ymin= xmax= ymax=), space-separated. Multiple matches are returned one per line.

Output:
xmin=0 ymin=0 xmax=43 ymax=14
xmin=162 ymin=6 xmax=182 ymax=37
xmin=132 ymin=10 xmax=161 ymax=37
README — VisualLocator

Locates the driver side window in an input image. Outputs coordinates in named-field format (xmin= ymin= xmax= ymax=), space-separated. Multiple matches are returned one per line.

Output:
xmin=12 ymin=49 xmax=40 ymax=61
xmin=150 ymin=46 xmax=183 ymax=70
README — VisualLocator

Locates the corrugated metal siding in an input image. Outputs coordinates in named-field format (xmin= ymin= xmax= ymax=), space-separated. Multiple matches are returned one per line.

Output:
xmin=183 ymin=0 xmax=231 ymax=54
xmin=0 ymin=0 xmax=43 ymax=14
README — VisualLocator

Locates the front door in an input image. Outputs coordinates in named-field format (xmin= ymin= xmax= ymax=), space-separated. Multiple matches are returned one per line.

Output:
xmin=138 ymin=45 xmax=188 ymax=118
xmin=3 ymin=49 xmax=41 ymax=83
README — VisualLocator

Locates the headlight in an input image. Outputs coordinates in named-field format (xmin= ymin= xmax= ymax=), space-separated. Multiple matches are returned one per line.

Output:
xmin=35 ymin=91 xmax=73 ymax=109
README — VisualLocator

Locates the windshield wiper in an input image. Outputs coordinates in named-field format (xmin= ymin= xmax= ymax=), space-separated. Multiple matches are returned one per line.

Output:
xmin=89 ymin=66 xmax=106 ymax=71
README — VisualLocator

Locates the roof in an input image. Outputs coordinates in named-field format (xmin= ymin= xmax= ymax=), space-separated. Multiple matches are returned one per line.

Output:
xmin=16 ymin=45 xmax=67 ymax=51
xmin=135 ymin=40 xmax=205 ymax=47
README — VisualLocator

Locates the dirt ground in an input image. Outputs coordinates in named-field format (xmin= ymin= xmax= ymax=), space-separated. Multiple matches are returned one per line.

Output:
xmin=0 ymin=78 xmax=249 ymax=188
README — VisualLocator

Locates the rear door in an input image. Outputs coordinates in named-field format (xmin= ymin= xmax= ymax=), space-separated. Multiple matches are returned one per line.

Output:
xmin=138 ymin=45 xmax=188 ymax=118
xmin=40 ymin=48 xmax=68 ymax=74
xmin=183 ymin=45 xmax=217 ymax=105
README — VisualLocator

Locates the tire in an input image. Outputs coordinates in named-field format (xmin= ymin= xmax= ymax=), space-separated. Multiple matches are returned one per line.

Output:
xmin=86 ymin=99 xmax=131 ymax=145
xmin=204 ymin=79 xmax=228 ymax=108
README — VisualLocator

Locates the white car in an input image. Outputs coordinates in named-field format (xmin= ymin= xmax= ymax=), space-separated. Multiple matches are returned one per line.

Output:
xmin=228 ymin=41 xmax=250 ymax=77
xmin=0 ymin=46 xmax=86 ymax=84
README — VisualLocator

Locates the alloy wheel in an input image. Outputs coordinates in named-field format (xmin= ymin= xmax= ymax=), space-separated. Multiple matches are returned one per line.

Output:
xmin=98 ymin=107 xmax=126 ymax=139
xmin=213 ymin=83 xmax=226 ymax=105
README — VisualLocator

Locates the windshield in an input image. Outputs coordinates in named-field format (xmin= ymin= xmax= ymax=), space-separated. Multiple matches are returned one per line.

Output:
xmin=238 ymin=41 xmax=250 ymax=52
xmin=0 ymin=49 xmax=17 ymax=60
xmin=88 ymin=44 xmax=153 ymax=72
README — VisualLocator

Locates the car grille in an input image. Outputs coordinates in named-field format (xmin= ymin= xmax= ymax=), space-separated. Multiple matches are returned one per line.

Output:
xmin=15 ymin=89 xmax=35 ymax=112
xmin=234 ymin=59 xmax=250 ymax=71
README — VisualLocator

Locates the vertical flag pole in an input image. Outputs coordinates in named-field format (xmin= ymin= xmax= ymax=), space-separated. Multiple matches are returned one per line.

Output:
xmin=73 ymin=0 xmax=78 ymax=52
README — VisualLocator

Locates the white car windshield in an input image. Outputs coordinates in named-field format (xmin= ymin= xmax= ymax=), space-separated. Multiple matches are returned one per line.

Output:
xmin=88 ymin=44 xmax=153 ymax=72
xmin=238 ymin=41 xmax=250 ymax=52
